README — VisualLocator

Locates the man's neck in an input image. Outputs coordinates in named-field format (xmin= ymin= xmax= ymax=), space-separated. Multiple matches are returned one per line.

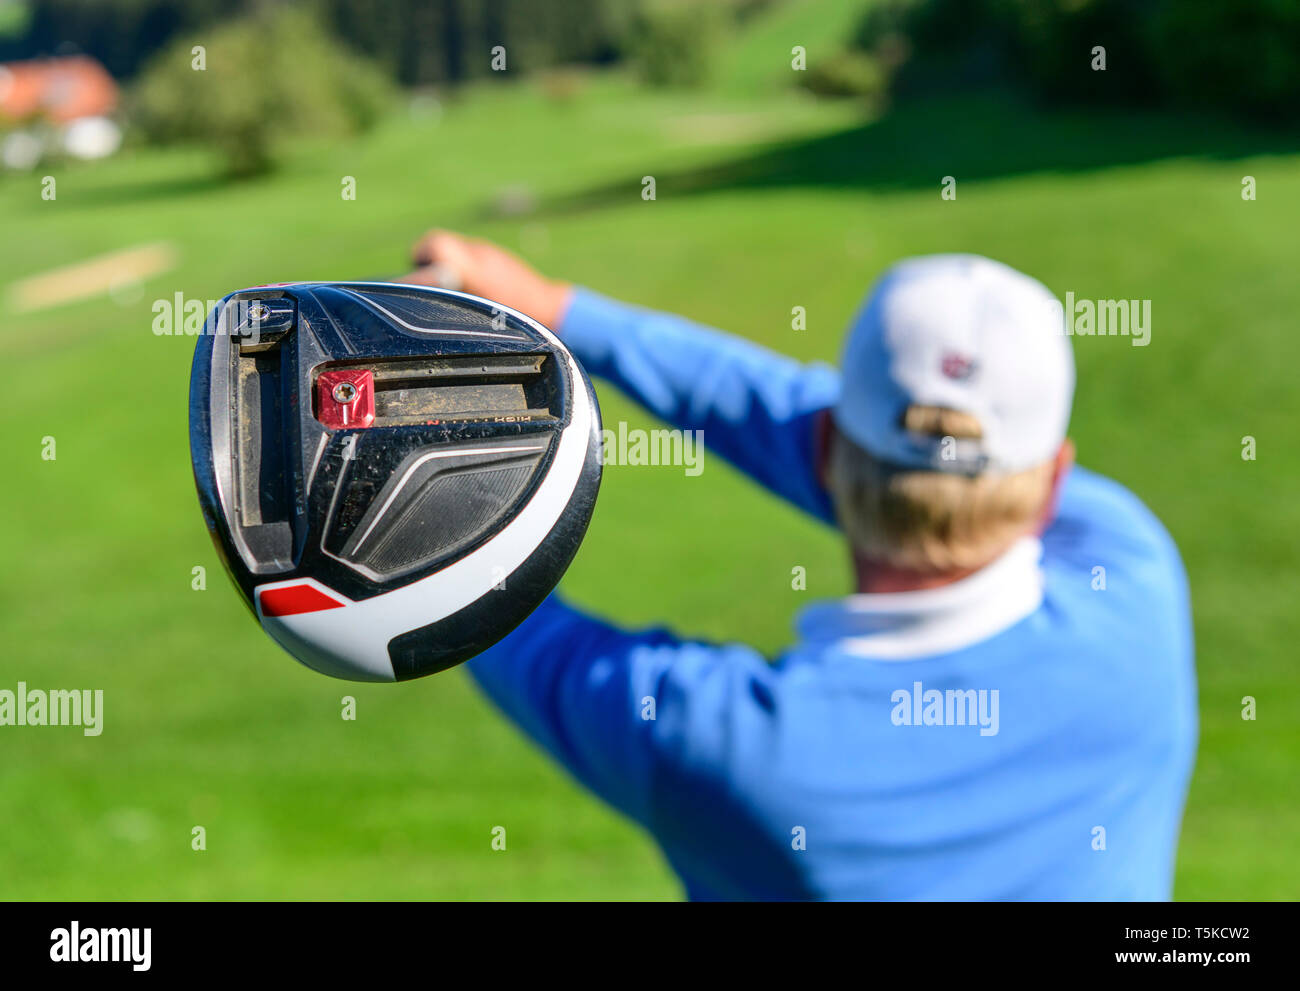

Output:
xmin=800 ymin=537 xmax=1047 ymax=657
xmin=851 ymin=554 xmax=983 ymax=594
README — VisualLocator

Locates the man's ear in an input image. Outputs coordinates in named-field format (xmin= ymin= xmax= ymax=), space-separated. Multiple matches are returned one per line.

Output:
xmin=1036 ymin=439 xmax=1075 ymax=533
xmin=814 ymin=410 xmax=835 ymax=489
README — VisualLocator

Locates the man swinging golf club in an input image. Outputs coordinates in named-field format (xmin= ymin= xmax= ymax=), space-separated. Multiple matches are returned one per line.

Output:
xmin=404 ymin=232 xmax=1197 ymax=901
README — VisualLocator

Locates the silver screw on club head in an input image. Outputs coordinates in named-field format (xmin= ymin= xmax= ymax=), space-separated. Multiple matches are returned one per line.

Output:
xmin=248 ymin=302 xmax=271 ymax=323
xmin=332 ymin=381 xmax=358 ymax=404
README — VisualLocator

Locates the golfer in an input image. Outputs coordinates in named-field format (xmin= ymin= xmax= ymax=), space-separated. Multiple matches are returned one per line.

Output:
xmin=405 ymin=232 xmax=1197 ymax=901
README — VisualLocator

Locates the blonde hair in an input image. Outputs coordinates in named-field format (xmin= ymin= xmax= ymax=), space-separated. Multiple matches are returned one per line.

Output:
xmin=826 ymin=407 xmax=1055 ymax=573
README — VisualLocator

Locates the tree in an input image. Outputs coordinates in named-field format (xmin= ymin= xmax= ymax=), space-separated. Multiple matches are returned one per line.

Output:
xmin=131 ymin=5 xmax=393 ymax=177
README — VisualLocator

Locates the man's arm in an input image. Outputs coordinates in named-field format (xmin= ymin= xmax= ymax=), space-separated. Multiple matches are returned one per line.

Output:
xmin=561 ymin=288 xmax=839 ymax=521
xmin=405 ymin=229 xmax=839 ymax=524
xmin=466 ymin=595 xmax=772 ymax=827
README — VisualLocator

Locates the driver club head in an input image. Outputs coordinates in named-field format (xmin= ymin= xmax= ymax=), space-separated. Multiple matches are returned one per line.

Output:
xmin=188 ymin=282 xmax=602 ymax=682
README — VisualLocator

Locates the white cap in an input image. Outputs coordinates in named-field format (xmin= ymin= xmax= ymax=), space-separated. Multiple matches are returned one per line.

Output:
xmin=832 ymin=254 xmax=1074 ymax=474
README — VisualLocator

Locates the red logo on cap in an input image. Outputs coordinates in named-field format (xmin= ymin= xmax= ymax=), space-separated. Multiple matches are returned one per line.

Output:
xmin=941 ymin=351 xmax=977 ymax=381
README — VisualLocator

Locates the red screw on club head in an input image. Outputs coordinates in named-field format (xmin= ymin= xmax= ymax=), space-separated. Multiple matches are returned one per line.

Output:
xmin=316 ymin=369 xmax=375 ymax=429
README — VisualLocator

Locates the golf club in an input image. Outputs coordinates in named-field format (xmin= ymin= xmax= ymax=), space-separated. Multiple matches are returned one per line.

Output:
xmin=188 ymin=281 xmax=602 ymax=682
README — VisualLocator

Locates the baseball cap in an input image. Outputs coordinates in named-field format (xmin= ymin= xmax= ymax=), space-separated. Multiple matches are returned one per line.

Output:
xmin=832 ymin=254 xmax=1074 ymax=475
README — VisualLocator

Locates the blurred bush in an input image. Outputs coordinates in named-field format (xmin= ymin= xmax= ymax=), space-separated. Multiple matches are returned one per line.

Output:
xmin=131 ymin=5 xmax=393 ymax=177
xmin=0 ymin=0 xmax=249 ymax=77
xmin=328 ymin=0 xmax=639 ymax=85
xmin=797 ymin=50 xmax=887 ymax=100
xmin=1151 ymin=0 xmax=1300 ymax=118
xmin=854 ymin=0 xmax=1300 ymax=120
xmin=630 ymin=0 xmax=727 ymax=88
xmin=538 ymin=66 xmax=590 ymax=104
xmin=3 ymin=0 xmax=641 ymax=85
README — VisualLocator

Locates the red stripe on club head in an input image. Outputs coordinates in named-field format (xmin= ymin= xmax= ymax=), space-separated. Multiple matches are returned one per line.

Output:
xmin=258 ymin=584 xmax=346 ymax=617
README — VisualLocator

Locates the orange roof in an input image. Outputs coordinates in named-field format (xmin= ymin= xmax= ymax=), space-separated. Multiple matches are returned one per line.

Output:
xmin=0 ymin=56 xmax=118 ymax=124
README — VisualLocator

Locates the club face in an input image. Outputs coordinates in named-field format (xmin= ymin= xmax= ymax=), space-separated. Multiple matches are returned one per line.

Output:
xmin=189 ymin=282 xmax=601 ymax=682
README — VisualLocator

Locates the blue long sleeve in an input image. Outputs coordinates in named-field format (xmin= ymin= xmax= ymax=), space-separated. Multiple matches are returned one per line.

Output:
xmin=466 ymin=596 xmax=773 ymax=831
xmin=561 ymin=288 xmax=840 ymax=524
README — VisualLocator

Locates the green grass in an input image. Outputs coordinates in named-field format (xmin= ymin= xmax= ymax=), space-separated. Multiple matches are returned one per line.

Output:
xmin=0 ymin=0 xmax=31 ymax=40
xmin=1 ymin=68 xmax=1297 ymax=899
xmin=717 ymin=0 xmax=870 ymax=95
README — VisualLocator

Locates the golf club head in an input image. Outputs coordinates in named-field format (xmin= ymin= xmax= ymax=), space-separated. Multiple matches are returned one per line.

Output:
xmin=188 ymin=282 xmax=602 ymax=682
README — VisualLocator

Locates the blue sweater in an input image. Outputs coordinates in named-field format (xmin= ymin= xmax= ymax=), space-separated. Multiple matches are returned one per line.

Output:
xmin=467 ymin=288 xmax=1198 ymax=901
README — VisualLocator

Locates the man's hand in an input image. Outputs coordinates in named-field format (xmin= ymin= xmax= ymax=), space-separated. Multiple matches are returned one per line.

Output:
xmin=403 ymin=229 xmax=573 ymax=331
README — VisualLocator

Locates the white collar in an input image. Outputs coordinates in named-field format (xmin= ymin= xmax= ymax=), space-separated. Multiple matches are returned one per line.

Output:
xmin=794 ymin=536 xmax=1045 ymax=660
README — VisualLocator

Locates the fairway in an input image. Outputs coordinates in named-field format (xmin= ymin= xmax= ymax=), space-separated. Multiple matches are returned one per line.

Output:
xmin=2 ymin=70 xmax=1297 ymax=900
